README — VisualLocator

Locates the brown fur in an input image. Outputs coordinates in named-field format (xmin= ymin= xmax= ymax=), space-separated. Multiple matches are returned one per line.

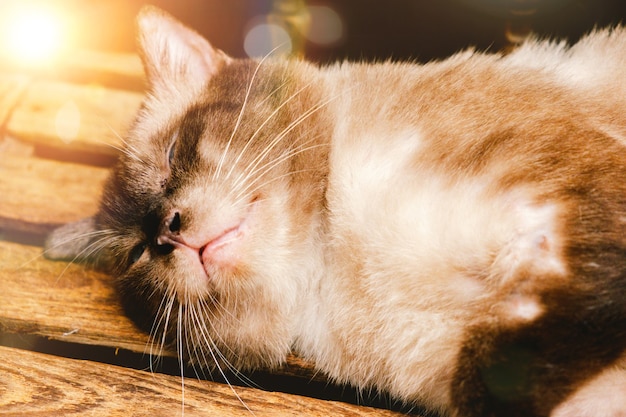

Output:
xmin=45 ymin=7 xmax=626 ymax=417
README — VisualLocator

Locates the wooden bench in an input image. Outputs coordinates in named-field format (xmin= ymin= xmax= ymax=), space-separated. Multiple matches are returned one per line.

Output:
xmin=0 ymin=51 xmax=419 ymax=416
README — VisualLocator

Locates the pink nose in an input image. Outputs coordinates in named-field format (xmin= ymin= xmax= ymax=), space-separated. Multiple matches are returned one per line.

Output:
xmin=156 ymin=210 xmax=181 ymax=247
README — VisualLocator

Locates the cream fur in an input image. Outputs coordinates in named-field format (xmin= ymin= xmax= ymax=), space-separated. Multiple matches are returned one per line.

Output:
xmin=45 ymin=10 xmax=626 ymax=417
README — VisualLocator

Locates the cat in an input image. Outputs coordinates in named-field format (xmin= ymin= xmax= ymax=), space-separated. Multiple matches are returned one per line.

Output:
xmin=45 ymin=5 xmax=626 ymax=417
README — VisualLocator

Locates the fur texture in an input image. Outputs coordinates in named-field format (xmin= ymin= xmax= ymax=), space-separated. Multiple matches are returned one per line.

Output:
xmin=45 ymin=6 xmax=626 ymax=416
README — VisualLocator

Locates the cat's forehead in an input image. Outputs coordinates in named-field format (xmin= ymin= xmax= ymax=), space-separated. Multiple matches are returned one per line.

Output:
xmin=132 ymin=60 xmax=255 ymax=141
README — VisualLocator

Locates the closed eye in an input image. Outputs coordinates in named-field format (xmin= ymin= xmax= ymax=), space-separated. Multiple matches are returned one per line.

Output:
xmin=161 ymin=130 xmax=178 ymax=189
xmin=167 ymin=129 xmax=179 ymax=168
xmin=129 ymin=242 xmax=147 ymax=266
xmin=167 ymin=139 xmax=176 ymax=166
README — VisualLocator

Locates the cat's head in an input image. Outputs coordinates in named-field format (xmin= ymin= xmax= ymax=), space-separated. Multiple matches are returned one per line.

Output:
xmin=45 ymin=6 xmax=328 ymax=370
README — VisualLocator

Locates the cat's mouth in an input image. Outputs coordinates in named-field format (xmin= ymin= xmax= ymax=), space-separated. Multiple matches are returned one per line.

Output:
xmin=198 ymin=221 xmax=246 ymax=268
xmin=197 ymin=200 xmax=257 ymax=271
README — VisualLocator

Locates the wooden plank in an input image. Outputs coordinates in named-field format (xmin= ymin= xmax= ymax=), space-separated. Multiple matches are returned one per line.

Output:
xmin=0 ymin=74 xmax=30 ymax=127
xmin=0 ymin=346 xmax=405 ymax=417
xmin=0 ymin=155 xmax=108 ymax=236
xmin=57 ymin=50 xmax=146 ymax=91
xmin=0 ymin=135 xmax=34 ymax=158
xmin=0 ymin=240 xmax=149 ymax=353
xmin=6 ymin=79 xmax=142 ymax=157
xmin=0 ymin=50 xmax=145 ymax=92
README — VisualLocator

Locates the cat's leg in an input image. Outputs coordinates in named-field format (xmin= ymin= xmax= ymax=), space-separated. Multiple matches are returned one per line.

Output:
xmin=450 ymin=288 xmax=626 ymax=417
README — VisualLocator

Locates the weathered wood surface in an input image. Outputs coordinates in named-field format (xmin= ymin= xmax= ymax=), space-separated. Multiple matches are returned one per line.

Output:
xmin=0 ymin=50 xmax=417 ymax=415
xmin=0 ymin=345 xmax=403 ymax=417
xmin=7 ymin=78 xmax=142 ymax=158
xmin=0 ymin=74 xmax=30 ymax=126
xmin=0 ymin=155 xmax=108 ymax=236
xmin=0 ymin=50 xmax=146 ymax=91
xmin=0 ymin=240 xmax=149 ymax=353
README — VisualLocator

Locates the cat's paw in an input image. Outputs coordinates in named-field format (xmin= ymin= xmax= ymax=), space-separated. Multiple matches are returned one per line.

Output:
xmin=551 ymin=362 xmax=626 ymax=417
xmin=44 ymin=217 xmax=96 ymax=261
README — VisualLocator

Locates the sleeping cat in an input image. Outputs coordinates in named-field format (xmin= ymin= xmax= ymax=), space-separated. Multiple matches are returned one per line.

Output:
xmin=45 ymin=6 xmax=626 ymax=416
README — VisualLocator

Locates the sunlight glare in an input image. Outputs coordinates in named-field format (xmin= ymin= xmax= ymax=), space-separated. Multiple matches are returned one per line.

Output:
xmin=4 ymin=6 xmax=65 ymax=64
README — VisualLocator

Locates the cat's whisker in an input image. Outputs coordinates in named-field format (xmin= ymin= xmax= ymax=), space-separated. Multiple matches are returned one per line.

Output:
xmin=214 ymin=47 xmax=281 ymax=183
xmin=147 ymin=288 xmax=177 ymax=367
xmin=176 ymin=304 xmax=187 ymax=416
xmin=184 ymin=292 xmax=214 ymax=382
xmin=231 ymin=91 xmax=340 ymax=192
xmin=91 ymin=132 xmax=143 ymax=164
xmin=183 ymin=290 xmax=260 ymax=388
xmin=234 ymin=166 xmax=310 ymax=211
xmin=186 ymin=311 xmax=212 ymax=382
xmin=102 ymin=121 xmax=144 ymax=163
xmin=255 ymin=80 xmax=289 ymax=108
xmin=49 ymin=233 xmax=116 ymax=285
xmin=64 ymin=233 xmax=114 ymax=263
xmin=103 ymin=121 xmax=142 ymax=155
xmin=231 ymin=132 xmax=305 ymax=194
xmin=146 ymin=309 xmax=164 ymax=372
xmin=187 ymin=300 xmax=226 ymax=374
xmin=231 ymin=121 xmax=308 ymax=191
xmin=224 ymin=81 xmax=315 ymax=182
xmin=198 ymin=296 xmax=239 ymax=349
xmin=232 ymin=144 xmax=326 ymax=205
xmin=186 ymin=300 xmax=257 ymax=414
xmin=19 ymin=229 xmax=115 ymax=270
xmin=240 ymin=135 xmax=324 ymax=185
xmin=234 ymin=168 xmax=319 ymax=210
xmin=146 ymin=288 xmax=176 ymax=369
xmin=182 ymin=299 xmax=206 ymax=382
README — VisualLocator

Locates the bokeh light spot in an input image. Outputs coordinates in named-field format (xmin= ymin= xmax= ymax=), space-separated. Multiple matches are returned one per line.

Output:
xmin=3 ymin=5 xmax=65 ymax=64
xmin=244 ymin=21 xmax=292 ymax=57
xmin=305 ymin=6 xmax=343 ymax=46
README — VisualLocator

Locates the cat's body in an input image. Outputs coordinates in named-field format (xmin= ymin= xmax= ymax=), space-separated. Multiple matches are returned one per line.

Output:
xmin=46 ymin=7 xmax=626 ymax=416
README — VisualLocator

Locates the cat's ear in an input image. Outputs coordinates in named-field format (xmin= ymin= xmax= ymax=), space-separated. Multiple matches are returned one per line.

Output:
xmin=136 ymin=6 xmax=231 ymax=92
xmin=44 ymin=217 xmax=99 ymax=262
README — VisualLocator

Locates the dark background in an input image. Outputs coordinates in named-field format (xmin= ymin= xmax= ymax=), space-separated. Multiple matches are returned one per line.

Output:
xmin=70 ymin=0 xmax=626 ymax=62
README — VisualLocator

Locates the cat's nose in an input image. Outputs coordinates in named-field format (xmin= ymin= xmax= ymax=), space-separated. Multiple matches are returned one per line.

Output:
xmin=164 ymin=211 xmax=181 ymax=234
xmin=156 ymin=210 xmax=181 ymax=248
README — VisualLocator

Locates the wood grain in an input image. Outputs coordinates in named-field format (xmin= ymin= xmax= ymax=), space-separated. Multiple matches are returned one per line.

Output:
xmin=7 ymin=79 xmax=142 ymax=156
xmin=0 ymin=74 xmax=30 ymax=127
xmin=0 ymin=50 xmax=145 ymax=91
xmin=0 ymin=240 xmax=149 ymax=353
xmin=0 ymin=345 xmax=405 ymax=417
xmin=0 ymin=155 xmax=108 ymax=236
xmin=58 ymin=50 xmax=146 ymax=91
